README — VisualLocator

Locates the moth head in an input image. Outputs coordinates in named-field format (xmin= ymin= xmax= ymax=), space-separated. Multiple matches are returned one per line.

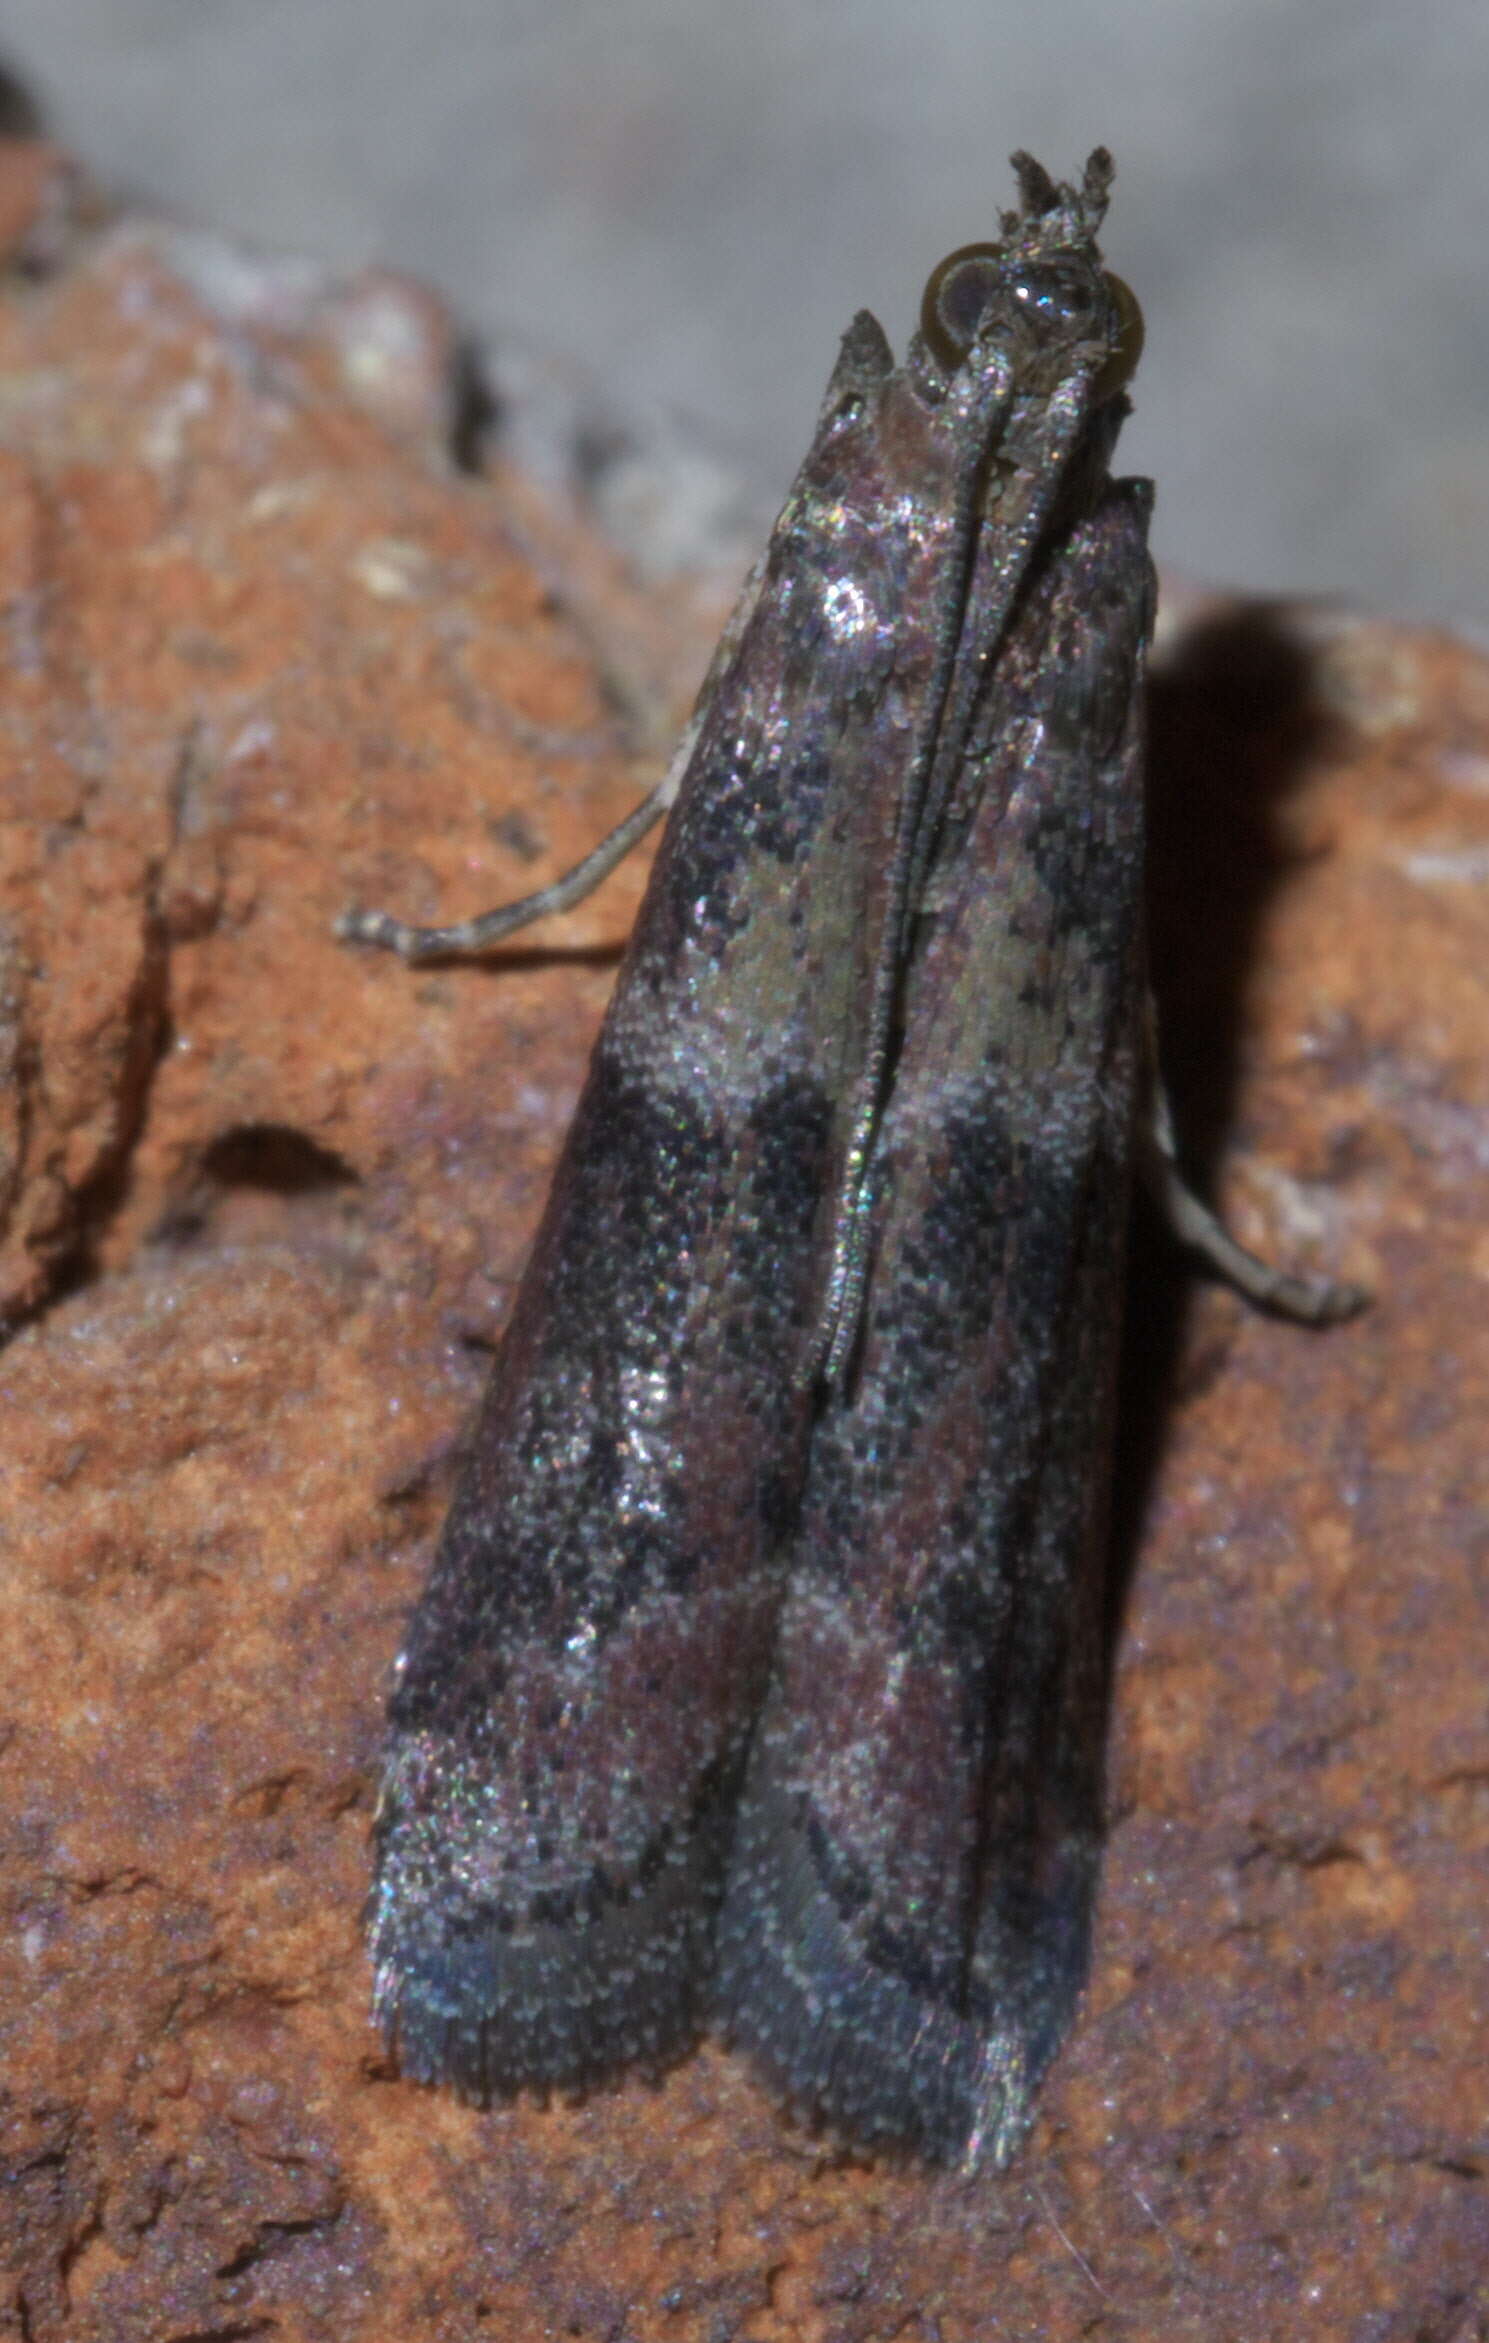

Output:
xmin=919 ymin=148 xmax=1143 ymax=404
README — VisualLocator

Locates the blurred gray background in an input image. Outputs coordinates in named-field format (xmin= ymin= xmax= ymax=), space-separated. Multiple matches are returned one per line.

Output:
xmin=5 ymin=2 xmax=1485 ymax=621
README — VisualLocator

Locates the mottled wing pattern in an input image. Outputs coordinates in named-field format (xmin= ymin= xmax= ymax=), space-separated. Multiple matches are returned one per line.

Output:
xmin=369 ymin=303 xmax=1019 ymax=2094
xmin=714 ymin=483 xmax=1154 ymax=2166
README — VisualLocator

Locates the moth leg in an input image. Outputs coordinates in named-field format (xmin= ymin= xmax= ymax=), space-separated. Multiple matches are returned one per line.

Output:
xmin=1140 ymin=1004 xmax=1367 ymax=1325
xmin=339 ymin=547 xmax=772 ymax=962
xmin=337 ymin=778 xmax=671 ymax=960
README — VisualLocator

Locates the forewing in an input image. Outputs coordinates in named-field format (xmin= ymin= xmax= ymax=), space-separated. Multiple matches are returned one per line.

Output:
xmin=369 ymin=311 xmax=1014 ymax=2095
xmin=715 ymin=481 xmax=1154 ymax=2164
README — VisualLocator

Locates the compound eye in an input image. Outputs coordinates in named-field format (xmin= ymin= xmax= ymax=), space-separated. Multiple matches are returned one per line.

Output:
xmin=1091 ymin=270 xmax=1144 ymax=401
xmin=920 ymin=242 xmax=1145 ymax=404
xmin=919 ymin=241 xmax=1005 ymax=372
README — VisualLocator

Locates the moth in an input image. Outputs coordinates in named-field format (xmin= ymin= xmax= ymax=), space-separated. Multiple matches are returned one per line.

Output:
xmin=343 ymin=151 xmax=1360 ymax=2168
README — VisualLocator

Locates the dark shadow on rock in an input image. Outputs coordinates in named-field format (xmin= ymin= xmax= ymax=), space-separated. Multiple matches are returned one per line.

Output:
xmin=1106 ymin=597 xmax=1340 ymax=1656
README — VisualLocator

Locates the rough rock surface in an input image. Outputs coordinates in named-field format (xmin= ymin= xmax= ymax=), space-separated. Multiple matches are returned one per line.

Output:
xmin=0 ymin=134 xmax=1485 ymax=2342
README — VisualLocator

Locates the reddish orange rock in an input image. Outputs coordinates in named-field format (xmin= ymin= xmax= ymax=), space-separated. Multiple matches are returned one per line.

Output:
xmin=1 ymin=152 xmax=1486 ymax=2342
